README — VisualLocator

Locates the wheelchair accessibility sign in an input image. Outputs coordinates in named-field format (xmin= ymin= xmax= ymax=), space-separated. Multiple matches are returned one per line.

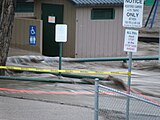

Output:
xmin=29 ymin=25 xmax=36 ymax=45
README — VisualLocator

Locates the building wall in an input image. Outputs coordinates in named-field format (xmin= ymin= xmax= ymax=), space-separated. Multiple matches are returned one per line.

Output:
xmin=11 ymin=18 xmax=43 ymax=53
xmin=75 ymin=7 xmax=126 ymax=58
xmin=34 ymin=0 xmax=76 ymax=57
xmin=34 ymin=0 xmax=126 ymax=58
xmin=15 ymin=13 xmax=34 ymax=17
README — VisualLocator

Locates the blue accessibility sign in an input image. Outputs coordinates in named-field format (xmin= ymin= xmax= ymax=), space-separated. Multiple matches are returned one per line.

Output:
xmin=29 ymin=25 xmax=36 ymax=45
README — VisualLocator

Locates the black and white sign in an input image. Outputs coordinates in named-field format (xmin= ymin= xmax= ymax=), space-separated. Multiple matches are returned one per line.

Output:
xmin=48 ymin=16 xmax=56 ymax=23
xmin=124 ymin=29 xmax=138 ymax=52
xmin=55 ymin=24 xmax=67 ymax=42
xmin=123 ymin=0 xmax=144 ymax=28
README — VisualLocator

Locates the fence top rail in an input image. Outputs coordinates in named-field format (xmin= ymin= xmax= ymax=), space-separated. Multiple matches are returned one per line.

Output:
xmin=99 ymin=84 xmax=160 ymax=107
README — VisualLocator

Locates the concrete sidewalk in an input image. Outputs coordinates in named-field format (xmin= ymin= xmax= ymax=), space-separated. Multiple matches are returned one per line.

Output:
xmin=0 ymin=96 xmax=95 ymax=120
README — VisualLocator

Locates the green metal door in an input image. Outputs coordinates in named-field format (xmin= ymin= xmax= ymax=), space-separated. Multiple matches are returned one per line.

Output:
xmin=42 ymin=4 xmax=64 ymax=56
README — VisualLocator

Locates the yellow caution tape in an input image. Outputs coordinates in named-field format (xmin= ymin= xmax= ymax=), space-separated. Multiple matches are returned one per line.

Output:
xmin=0 ymin=66 xmax=131 ymax=76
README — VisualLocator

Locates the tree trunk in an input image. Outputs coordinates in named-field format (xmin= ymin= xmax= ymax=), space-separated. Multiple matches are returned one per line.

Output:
xmin=0 ymin=0 xmax=16 ymax=75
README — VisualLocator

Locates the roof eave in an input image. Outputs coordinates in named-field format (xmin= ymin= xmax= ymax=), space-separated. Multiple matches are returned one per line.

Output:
xmin=73 ymin=3 xmax=123 ymax=7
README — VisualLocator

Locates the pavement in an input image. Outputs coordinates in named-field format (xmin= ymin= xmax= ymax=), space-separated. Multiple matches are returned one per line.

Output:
xmin=0 ymin=96 xmax=94 ymax=120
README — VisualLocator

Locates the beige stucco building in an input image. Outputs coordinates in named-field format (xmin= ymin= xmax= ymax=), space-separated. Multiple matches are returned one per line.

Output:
xmin=12 ymin=0 xmax=126 ymax=58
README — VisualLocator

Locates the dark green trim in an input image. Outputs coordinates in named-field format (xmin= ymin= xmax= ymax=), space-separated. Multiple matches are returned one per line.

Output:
xmin=145 ymin=0 xmax=154 ymax=6
xmin=69 ymin=56 xmax=159 ymax=62
xmin=0 ymin=76 xmax=89 ymax=84
xmin=16 ymin=2 xmax=34 ymax=12
xmin=91 ymin=8 xmax=115 ymax=20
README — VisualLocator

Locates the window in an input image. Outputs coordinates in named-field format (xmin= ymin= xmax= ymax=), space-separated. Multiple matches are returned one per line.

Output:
xmin=91 ymin=8 xmax=115 ymax=20
xmin=16 ymin=2 xmax=34 ymax=12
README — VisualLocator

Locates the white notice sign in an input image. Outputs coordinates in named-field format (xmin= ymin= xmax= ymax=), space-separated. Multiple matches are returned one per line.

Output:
xmin=48 ymin=16 xmax=56 ymax=23
xmin=55 ymin=24 xmax=67 ymax=42
xmin=124 ymin=29 xmax=138 ymax=52
xmin=123 ymin=0 xmax=144 ymax=28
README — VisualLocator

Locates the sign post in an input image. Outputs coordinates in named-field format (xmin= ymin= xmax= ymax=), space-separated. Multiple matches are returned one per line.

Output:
xmin=55 ymin=24 xmax=67 ymax=77
xmin=124 ymin=29 xmax=139 ymax=120
xmin=123 ymin=0 xmax=144 ymax=119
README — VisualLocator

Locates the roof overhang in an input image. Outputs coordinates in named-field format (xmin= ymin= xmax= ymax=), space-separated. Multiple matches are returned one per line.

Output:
xmin=70 ymin=0 xmax=123 ymax=7
xmin=17 ymin=0 xmax=123 ymax=6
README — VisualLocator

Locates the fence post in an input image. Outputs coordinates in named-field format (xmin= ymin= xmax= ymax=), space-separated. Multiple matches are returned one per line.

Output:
xmin=94 ymin=78 xmax=99 ymax=120
xmin=126 ymin=52 xmax=132 ymax=120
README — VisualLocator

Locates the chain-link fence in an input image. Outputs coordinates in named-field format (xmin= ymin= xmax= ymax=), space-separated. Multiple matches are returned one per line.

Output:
xmin=94 ymin=79 xmax=160 ymax=120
